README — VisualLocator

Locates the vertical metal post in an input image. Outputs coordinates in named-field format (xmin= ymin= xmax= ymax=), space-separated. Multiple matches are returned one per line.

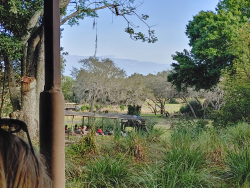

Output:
xmin=40 ymin=0 xmax=65 ymax=187
xmin=82 ymin=117 xmax=84 ymax=126
xmin=71 ymin=115 xmax=74 ymax=136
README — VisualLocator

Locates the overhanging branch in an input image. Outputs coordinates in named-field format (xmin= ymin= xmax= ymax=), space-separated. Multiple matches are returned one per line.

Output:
xmin=60 ymin=3 xmax=117 ymax=26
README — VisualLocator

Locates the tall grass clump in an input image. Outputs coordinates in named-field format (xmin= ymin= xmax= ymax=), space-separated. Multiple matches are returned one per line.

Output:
xmin=144 ymin=117 xmax=158 ymax=133
xmin=131 ymin=119 xmax=214 ymax=187
xmin=224 ymin=147 xmax=250 ymax=187
xmin=171 ymin=119 xmax=208 ymax=149
xmin=134 ymin=145 xmax=214 ymax=187
xmin=70 ymin=123 xmax=99 ymax=156
xmin=222 ymin=122 xmax=250 ymax=148
xmin=114 ymin=130 xmax=147 ymax=161
xmin=83 ymin=155 xmax=132 ymax=187
xmin=147 ymin=127 xmax=167 ymax=142
xmin=220 ymin=122 xmax=250 ymax=186
xmin=65 ymin=147 xmax=84 ymax=181
xmin=158 ymin=120 xmax=216 ymax=187
xmin=162 ymin=147 xmax=213 ymax=187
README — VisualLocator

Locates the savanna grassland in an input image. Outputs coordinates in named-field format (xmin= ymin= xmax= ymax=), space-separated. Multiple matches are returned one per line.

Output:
xmin=65 ymin=116 xmax=250 ymax=188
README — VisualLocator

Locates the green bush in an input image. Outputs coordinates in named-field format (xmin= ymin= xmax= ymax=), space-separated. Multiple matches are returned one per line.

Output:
xmin=212 ymin=98 xmax=250 ymax=128
xmin=127 ymin=105 xmax=141 ymax=116
xmin=180 ymin=100 xmax=204 ymax=118
xmin=119 ymin=105 xmax=125 ymax=111
xmin=81 ymin=105 xmax=90 ymax=112
xmin=169 ymin=98 xmax=179 ymax=104
xmin=70 ymin=133 xmax=99 ymax=156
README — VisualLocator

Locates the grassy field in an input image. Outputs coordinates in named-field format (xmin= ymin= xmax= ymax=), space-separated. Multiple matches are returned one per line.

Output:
xmin=76 ymin=100 xmax=184 ymax=115
xmin=65 ymin=117 xmax=250 ymax=187
xmin=164 ymin=103 xmax=183 ymax=113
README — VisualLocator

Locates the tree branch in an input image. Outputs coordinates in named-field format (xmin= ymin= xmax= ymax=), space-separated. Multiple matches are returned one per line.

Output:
xmin=21 ymin=9 xmax=43 ymax=44
xmin=60 ymin=0 xmax=71 ymax=8
xmin=60 ymin=4 xmax=116 ymax=26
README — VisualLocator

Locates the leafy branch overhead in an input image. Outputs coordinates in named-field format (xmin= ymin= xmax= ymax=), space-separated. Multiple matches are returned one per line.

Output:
xmin=60 ymin=0 xmax=157 ymax=43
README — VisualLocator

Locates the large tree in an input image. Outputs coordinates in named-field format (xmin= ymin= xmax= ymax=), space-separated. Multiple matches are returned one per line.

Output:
xmin=144 ymin=71 xmax=176 ymax=115
xmin=168 ymin=2 xmax=248 ymax=91
xmin=0 ymin=0 xmax=157 ymax=139
xmin=73 ymin=58 xmax=150 ymax=111
xmin=73 ymin=57 xmax=126 ymax=112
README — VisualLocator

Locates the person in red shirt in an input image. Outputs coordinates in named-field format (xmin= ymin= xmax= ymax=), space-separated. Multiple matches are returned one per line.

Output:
xmin=96 ymin=128 xmax=104 ymax=135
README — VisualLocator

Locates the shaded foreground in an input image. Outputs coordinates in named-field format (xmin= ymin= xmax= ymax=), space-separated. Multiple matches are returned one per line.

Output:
xmin=65 ymin=118 xmax=250 ymax=187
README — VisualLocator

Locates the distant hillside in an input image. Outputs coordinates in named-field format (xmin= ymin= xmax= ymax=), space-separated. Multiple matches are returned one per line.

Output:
xmin=63 ymin=55 xmax=170 ymax=77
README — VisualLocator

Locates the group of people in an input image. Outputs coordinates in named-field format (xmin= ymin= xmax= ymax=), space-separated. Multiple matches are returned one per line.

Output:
xmin=65 ymin=125 xmax=104 ymax=136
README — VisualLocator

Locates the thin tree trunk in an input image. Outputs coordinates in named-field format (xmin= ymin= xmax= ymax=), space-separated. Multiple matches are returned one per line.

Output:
xmin=0 ymin=68 xmax=6 ymax=117
xmin=35 ymin=28 xmax=45 ymax=133
xmin=90 ymin=95 xmax=96 ymax=112
xmin=182 ymin=96 xmax=197 ymax=119
xmin=160 ymin=99 xmax=166 ymax=115
xmin=146 ymin=100 xmax=157 ymax=115
xmin=4 ymin=56 xmax=21 ymax=111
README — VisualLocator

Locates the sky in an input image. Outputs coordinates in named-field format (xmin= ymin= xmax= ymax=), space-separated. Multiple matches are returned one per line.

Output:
xmin=61 ymin=0 xmax=220 ymax=76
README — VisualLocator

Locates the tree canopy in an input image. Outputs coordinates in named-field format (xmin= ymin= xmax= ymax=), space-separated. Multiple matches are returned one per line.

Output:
xmin=73 ymin=58 xmax=150 ymax=112
xmin=168 ymin=1 xmax=249 ymax=91
xmin=144 ymin=71 xmax=176 ymax=114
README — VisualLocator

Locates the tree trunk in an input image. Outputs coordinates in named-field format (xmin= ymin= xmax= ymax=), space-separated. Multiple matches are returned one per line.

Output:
xmin=90 ymin=95 xmax=96 ymax=112
xmin=154 ymin=103 xmax=157 ymax=115
xmin=19 ymin=76 xmax=37 ymax=139
xmin=182 ymin=96 xmax=197 ymax=119
xmin=160 ymin=99 xmax=165 ymax=115
xmin=4 ymin=56 xmax=21 ymax=111
xmin=13 ymin=29 xmax=43 ymax=141
xmin=35 ymin=28 xmax=45 ymax=133
xmin=146 ymin=100 xmax=157 ymax=115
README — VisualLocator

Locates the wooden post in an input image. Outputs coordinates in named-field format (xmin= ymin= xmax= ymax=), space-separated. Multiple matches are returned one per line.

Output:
xmin=40 ymin=0 xmax=65 ymax=187
xmin=82 ymin=116 xmax=84 ymax=126
xmin=71 ymin=115 xmax=74 ymax=136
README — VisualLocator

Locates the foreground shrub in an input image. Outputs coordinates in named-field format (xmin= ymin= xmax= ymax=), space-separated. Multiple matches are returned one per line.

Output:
xmin=147 ymin=127 xmax=166 ymax=142
xmin=212 ymin=99 xmax=250 ymax=128
xmin=171 ymin=120 xmax=208 ymax=148
xmin=114 ymin=131 xmax=147 ymax=161
xmin=70 ymin=133 xmax=99 ymax=156
xmin=65 ymin=147 xmax=84 ymax=181
xmin=162 ymin=147 xmax=213 ymax=187
xmin=222 ymin=122 xmax=250 ymax=148
xmin=224 ymin=147 xmax=250 ymax=187
xmin=134 ymin=147 xmax=214 ymax=188
xmin=83 ymin=155 xmax=132 ymax=187
xmin=196 ymin=128 xmax=225 ymax=166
